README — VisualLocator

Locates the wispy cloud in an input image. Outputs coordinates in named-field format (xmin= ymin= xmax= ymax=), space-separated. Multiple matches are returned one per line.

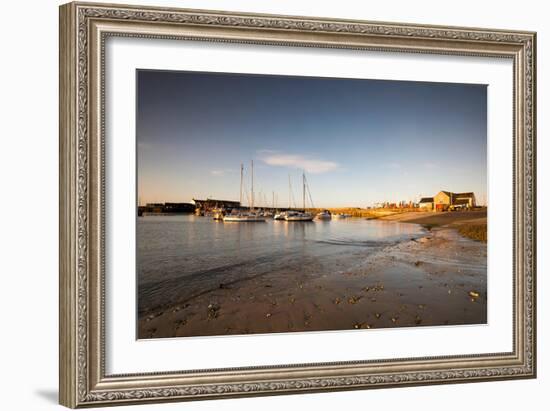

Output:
xmin=259 ymin=151 xmax=339 ymax=174
xmin=210 ymin=168 xmax=234 ymax=177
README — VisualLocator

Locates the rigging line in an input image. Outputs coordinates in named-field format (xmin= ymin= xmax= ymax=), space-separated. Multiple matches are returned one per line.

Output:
xmin=241 ymin=170 xmax=251 ymax=208
xmin=289 ymin=178 xmax=298 ymax=209
xmin=249 ymin=168 xmax=268 ymax=207
xmin=304 ymin=173 xmax=315 ymax=209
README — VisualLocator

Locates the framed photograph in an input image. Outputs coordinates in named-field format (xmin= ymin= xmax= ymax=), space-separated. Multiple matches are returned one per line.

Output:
xmin=59 ymin=2 xmax=536 ymax=408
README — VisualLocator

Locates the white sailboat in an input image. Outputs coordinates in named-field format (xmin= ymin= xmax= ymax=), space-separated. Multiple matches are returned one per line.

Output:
xmin=223 ymin=213 xmax=265 ymax=222
xmin=223 ymin=161 xmax=266 ymax=222
xmin=274 ymin=176 xmax=292 ymax=220
xmin=284 ymin=172 xmax=314 ymax=221
xmin=285 ymin=211 xmax=314 ymax=221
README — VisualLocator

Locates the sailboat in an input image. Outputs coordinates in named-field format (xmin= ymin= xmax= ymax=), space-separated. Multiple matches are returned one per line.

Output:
xmin=223 ymin=161 xmax=266 ymax=222
xmin=284 ymin=172 xmax=314 ymax=221
xmin=285 ymin=210 xmax=314 ymax=221
xmin=274 ymin=175 xmax=292 ymax=220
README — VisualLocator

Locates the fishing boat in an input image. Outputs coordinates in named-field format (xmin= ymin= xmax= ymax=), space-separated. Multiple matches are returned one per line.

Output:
xmin=316 ymin=210 xmax=332 ymax=220
xmin=223 ymin=161 xmax=266 ymax=223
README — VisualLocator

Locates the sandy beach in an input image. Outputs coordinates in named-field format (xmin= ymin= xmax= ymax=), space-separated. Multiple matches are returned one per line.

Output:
xmin=138 ymin=211 xmax=487 ymax=339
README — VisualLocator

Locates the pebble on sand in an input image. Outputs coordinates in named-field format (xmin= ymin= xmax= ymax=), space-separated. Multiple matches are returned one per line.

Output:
xmin=146 ymin=312 xmax=162 ymax=322
xmin=207 ymin=303 xmax=220 ymax=319
xmin=348 ymin=296 xmax=361 ymax=304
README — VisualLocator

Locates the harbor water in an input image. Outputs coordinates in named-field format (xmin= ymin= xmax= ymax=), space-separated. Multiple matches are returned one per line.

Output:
xmin=137 ymin=215 xmax=425 ymax=314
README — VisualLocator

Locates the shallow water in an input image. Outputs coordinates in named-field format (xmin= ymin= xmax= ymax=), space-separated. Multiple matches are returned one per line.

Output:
xmin=137 ymin=214 xmax=425 ymax=313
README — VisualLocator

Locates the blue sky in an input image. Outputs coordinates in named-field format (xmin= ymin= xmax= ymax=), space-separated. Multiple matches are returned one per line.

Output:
xmin=137 ymin=70 xmax=487 ymax=207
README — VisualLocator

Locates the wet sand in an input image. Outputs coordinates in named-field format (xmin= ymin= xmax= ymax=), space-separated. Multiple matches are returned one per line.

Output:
xmin=138 ymin=214 xmax=487 ymax=339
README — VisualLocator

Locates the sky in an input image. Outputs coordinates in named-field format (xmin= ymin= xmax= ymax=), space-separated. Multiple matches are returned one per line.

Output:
xmin=137 ymin=70 xmax=487 ymax=208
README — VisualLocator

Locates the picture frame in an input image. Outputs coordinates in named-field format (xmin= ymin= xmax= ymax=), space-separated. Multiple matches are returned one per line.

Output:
xmin=59 ymin=1 xmax=536 ymax=408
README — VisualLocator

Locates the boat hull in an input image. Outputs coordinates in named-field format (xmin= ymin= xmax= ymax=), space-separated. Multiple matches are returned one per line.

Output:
xmin=285 ymin=215 xmax=314 ymax=221
xmin=223 ymin=216 xmax=266 ymax=222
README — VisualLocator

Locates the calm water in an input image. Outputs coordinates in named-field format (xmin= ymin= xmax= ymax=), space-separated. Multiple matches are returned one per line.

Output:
xmin=137 ymin=215 xmax=425 ymax=313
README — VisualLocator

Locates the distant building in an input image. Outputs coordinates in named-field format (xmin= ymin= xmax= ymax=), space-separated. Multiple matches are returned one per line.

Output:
xmin=145 ymin=203 xmax=164 ymax=213
xmin=163 ymin=202 xmax=195 ymax=213
xmin=138 ymin=202 xmax=195 ymax=216
xmin=433 ymin=191 xmax=476 ymax=212
xmin=193 ymin=198 xmax=241 ymax=215
xmin=418 ymin=197 xmax=434 ymax=210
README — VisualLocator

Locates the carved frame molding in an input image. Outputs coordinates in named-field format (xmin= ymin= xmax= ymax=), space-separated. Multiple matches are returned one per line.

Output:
xmin=59 ymin=2 xmax=536 ymax=408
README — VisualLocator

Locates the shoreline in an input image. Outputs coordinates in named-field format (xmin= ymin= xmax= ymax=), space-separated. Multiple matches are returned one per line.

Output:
xmin=138 ymin=214 xmax=487 ymax=339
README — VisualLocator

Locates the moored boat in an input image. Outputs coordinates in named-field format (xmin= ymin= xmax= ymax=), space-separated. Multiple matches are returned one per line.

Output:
xmin=212 ymin=208 xmax=225 ymax=220
xmin=284 ymin=172 xmax=314 ymax=221
xmin=285 ymin=211 xmax=314 ymax=221
xmin=316 ymin=210 xmax=332 ymax=220
xmin=223 ymin=212 xmax=265 ymax=222
xmin=223 ymin=160 xmax=265 ymax=223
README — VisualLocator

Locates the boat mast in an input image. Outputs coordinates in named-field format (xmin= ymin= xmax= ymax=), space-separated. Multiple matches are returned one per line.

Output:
xmin=303 ymin=171 xmax=306 ymax=210
xmin=239 ymin=163 xmax=243 ymax=206
xmin=251 ymin=160 xmax=254 ymax=211
xmin=288 ymin=174 xmax=291 ymax=209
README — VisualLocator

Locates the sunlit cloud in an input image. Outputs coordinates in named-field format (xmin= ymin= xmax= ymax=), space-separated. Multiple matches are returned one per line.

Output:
xmin=259 ymin=151 xmax=339 ymax=174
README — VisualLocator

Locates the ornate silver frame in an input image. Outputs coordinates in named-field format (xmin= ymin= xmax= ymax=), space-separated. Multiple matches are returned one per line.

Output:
xmin=59 ymin=2 xmax=536 ymax=408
